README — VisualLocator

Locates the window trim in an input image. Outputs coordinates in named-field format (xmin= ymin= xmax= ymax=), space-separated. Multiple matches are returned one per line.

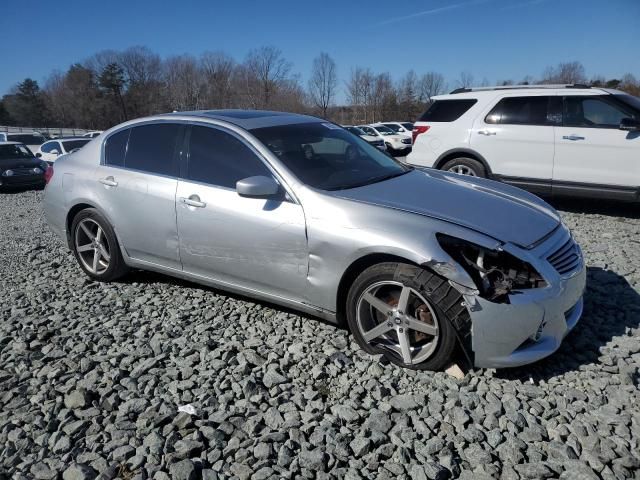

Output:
xmin=561 ymin=94 xmax=637 ymax=130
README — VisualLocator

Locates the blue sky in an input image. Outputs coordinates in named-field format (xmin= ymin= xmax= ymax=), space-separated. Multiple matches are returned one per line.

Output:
xmin=1 ymin=0 xmax=638 ymax=99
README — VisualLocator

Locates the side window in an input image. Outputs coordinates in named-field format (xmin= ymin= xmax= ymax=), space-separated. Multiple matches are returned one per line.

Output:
xmin=187 ymin=125 xmax=271 ymax=188
xmin=564 ymin=96 xmax=632 ymax=128
xmin=104 ymin=129 xmax=129 ymax=167
xmin=361 ymin=127 xmax=375 ymax=135
xmin=41 ymin=141 xmax=61 ymax=153
xmin=485 ymin=96 xmax=560 ymax=126
xmin=125 ymin=123 xmax=181 ymax=176
xmin=419 ymin=99 xmax=477 ymax=122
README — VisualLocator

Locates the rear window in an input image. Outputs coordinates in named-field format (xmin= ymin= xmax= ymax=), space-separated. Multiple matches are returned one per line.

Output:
xmin=418 ymin=99 xmax=477 ymax=122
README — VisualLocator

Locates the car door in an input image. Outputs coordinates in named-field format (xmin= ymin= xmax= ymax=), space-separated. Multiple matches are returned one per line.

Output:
xmin=94 ymin=123 xmax=183 ymax=269
xmin=176 ymin=124 xmax=308 ymax=301
xmin=471 ymin=94 xmax=561 ymax=195
xmin=553 ymin=94 xmax=640 ymax=198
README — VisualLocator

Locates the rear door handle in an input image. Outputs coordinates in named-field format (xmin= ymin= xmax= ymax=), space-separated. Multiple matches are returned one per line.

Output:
xmin=477 ymin=130 xmax=496 ymax=136
xmin=562 ymin=135 xmax=585 ymax=141
xmin=180 ymin=195 xmax=206 ymax=208
xmin=99 ymin=176 xmax=118 ymax=187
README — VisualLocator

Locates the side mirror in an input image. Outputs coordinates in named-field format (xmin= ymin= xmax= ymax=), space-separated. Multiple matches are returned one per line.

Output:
xmin=51 ymin=149 xmax=60 ymax=155
xmin=236 ymin=175 xmax=279 ymax=198
xmin=35 ymin=152 xmax=42 ymax=158
xmin=619 ymin=117 xmax=640 ymax=131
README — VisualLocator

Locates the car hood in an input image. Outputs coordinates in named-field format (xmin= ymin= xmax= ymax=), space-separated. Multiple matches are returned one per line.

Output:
xmin=332 ymin=169 xmax=560 ymax=248
xmin=0 ymin=157 xmax=43 ymax=170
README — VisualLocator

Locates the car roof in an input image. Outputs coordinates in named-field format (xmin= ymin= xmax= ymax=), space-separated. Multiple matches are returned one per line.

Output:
xmin=161 ymin=109 xmax=323 ymax=130
xmin=0 ymin=141 xmax=24 ymax=145
xmin=433 ymin=85 xmax=624 ymax=101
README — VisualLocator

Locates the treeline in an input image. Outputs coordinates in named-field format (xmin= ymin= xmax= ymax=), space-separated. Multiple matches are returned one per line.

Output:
xmin=1 ymin=47 xmax=639 ymax=130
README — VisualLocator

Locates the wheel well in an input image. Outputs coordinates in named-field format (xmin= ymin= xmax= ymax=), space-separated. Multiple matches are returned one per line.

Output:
xmin=335 ymin=253 xmax=417 ymax=329
xmin=434 ymin=150 xmax=491 ymax=175
xmin=65 ymin=203 xmax=93 ymax=247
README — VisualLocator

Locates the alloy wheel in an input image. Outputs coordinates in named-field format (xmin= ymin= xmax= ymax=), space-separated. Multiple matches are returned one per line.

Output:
xmin=448 ymin=165 xmax=477 ymax=176
xmin=75 ymin=218 xmax=111 ymax=275
xmin=356 ymin=281 xmax=440 ymax=365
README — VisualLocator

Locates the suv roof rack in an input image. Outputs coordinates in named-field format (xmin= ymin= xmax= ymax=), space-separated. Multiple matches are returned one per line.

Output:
xmin=449 ymin=84 xmax=592 ymax=94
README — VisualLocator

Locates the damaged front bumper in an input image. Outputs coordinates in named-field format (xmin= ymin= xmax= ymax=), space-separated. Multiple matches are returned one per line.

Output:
xmin=462 ymin=227 xmax=587 ymax=368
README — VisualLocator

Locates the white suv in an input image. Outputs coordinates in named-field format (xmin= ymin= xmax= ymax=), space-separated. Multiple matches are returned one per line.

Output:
xmin=407 ymin=85 xmax=640 ymax=201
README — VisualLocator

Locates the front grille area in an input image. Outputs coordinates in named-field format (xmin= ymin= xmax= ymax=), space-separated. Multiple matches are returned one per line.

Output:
xmin=547 ymin=238 xmax=581 ymax=275
xmin=12 ymin=167 xmax=41 ymax=176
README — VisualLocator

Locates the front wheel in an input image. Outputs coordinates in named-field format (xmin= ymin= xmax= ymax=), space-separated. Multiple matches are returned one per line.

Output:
xmin=441 ymin=157 xmax=486 ymax=177
xmin=71 ymin=208 xmax=128 ymax=282
xmin=346 ymin=262 xmax=469 ymax=371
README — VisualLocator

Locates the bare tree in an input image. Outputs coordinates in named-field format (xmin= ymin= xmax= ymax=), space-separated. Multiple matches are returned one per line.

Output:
xmin=200 ymin=51 xmax=236 ymax=108
xmin=244 ymin=46 xmax=292 ymax=108
xmin=397 ymin=70 xmax=419 ymax=120
xmin=541 ymin=61 xmax=586 ymax=84
xmin=119 ymin=46 xmax=164 ymax=116
xmin=308 ymin=52 xmax=337 ymax=118
xmin=457 ymin=71 xmax=475 ymax=89
xmin=418 ymin=72 xmax=446 ymax=103
xmin=164 ymin=55 xmax=203 ymax=111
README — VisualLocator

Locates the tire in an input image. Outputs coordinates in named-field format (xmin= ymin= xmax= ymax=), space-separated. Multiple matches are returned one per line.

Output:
xmin=70 ymin=208 xmax=128 ymax=282
xmin=441 ymin=157 xmax=486 ymax=178
xmin=346 ymin=262 xmax=470 ymax=371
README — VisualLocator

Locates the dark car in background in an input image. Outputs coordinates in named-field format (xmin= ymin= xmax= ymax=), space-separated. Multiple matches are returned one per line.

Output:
xmin=0 ymin=142 xmax=49 ymax=190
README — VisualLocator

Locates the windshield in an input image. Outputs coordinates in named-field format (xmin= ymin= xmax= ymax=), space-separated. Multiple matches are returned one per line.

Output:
xmin=0 ymin=144 xmax=34 ymax=160
xmin=346 ymin=126 xmax=366 ymax=136
xmin=383 ymin=123 xmax=402 ymax=132
xmin=62 ymin=139 xmax=90 ymax=152
xmin=615 ymin=94 xmax=640 ymax=116
xmin=373 ymin=125 xmax=395 ymax=135
xmin=251 ymin=122 xmax=411 ymax=191
xmin=402 ymin=122 xmax=414 ymax=131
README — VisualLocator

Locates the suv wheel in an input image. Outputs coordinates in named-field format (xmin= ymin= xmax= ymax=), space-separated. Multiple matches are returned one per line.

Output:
xmin=346 ymin=262 xmax=469 ymax=371
xmin=441 ymin=157 xmax=486 ymax=177
xmin=71 ymin=208 xmax=128 ymax=282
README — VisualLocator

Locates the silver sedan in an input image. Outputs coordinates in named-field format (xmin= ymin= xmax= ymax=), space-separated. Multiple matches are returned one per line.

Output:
xmin=43 ymin=110 xmax=586 ymax=370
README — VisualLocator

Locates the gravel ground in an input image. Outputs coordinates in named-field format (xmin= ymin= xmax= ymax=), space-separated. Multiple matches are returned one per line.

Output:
xmin=1 ymin=189 xmax=639 ymax=480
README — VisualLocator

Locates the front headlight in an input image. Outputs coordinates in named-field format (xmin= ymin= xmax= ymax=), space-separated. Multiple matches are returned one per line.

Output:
xmin=437 ymin=234 xmax=547 ymax=303
xmin=2 ymin=169 xmax=14 ymax=177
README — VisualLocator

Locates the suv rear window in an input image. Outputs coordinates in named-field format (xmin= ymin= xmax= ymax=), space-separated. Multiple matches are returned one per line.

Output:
xmin=485 ymin=96 xmax=562 ymax=126
xmin=418 ymin=99 xmax=477 ymax=122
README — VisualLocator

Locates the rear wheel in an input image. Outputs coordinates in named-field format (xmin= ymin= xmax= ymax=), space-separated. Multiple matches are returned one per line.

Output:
xmin=71 ymin=208 xmax=128 ymax=282
xmin=346 ymin=262 xmax=469 ymax=371
xmin=441 ymin=157 xmax=486 ymax=177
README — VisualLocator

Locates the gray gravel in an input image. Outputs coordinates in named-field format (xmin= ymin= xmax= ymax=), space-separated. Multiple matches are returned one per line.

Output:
xmin=1 ymin=189 xmax=639 ymax=479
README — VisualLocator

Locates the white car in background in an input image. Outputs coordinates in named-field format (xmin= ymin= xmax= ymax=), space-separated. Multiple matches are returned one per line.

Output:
xmin=381 ymin=121 xmax=414 ymax=139
xmin=36 ymin=137 xmax=91 ymax=164
xmin=0 ymin=132 xmax=47 ymax=153
xmin=407 ymin=84 xmax=640 ymax=201
xmin=358 ymin=124 xmax=412 ymax=155
xmin=83 ymin=131 xmax=103 ymax=138
xmin=344 ymin=126 xmax=387 ymax=151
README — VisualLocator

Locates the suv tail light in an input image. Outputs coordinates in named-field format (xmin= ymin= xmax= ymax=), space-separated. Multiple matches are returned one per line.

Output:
xmin=412 ymin=125 xmax=430 ymax=143
xmin=44 ymin=165 xmax=54 ymax=185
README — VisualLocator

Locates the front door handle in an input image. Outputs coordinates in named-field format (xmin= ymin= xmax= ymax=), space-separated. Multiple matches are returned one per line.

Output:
xmin=477 ymin=130 xmax=496 ymax=136
xmin=562 ymin=134 xmax=585 ymax=141
xmin=99 ymin=176 xmax=118 ymax=187
xmin=180 ymin=195 xmax=206 ymax=208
